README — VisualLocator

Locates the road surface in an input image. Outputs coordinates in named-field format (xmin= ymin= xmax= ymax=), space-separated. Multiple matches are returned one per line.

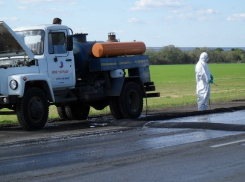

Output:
xmin=1 ymin=110 xmax=245 ymax=182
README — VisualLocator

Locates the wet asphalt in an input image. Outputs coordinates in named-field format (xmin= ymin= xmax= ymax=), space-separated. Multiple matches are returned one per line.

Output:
xmin=0 ymin=104 xmax=245 ymax=147
xmin=1 ymin=105 xmax=245 ymax=182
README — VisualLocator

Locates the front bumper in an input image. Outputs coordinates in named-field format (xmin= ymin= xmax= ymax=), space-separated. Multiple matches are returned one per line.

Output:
xmin=0 ymin=95 xmax=19 ymax=104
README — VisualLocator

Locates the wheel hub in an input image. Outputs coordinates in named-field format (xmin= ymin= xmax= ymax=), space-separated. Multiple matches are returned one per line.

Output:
xmin=29 ymin=97 xmax=43 ymax=122
xmin=129 ymin=90 xmax=139 ymax=112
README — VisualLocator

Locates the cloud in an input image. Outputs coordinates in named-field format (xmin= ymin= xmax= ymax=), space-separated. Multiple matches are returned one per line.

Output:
xmin=130 ymin=0 xmax=184 ymax=11
xmin=127 ymin=18 xmax=141 ymax=23
xmin=198 ymin=17 xmax=215 ymax=21
xmin=164 ymin=15 xmax=174 ymax=20
xmin=127 ymin=18 xmax=155 ymax=24
xmin=178 ymin=13 xmax=194 ymax=19
xmin=34 ymin=7 xmax=69 ymax=16
xmin=227 ymin=13 xmax=245 ymax=21
xmin=50 ymin=8 xmax=66 ymax=12
xmin=14 ymin=0 xmax=76 ymax=5
xmin=165 ymin=12 xmax=218 ymax=22
xmin=0 ymin=1 xmax=4 ymax=5
xmin=18 ymin=6 xmax=27 ymax=10
xmin=114 ymin=30 xmax=125 ymax=34
xmin=197 ymin=9 xmax=219 ymax=15
xmin=0 ymin=17 xmax=18 ymax=21
xmin=15 ymin=0 xmax=55 ymax=4
xmin=172 ymin=8 xmax=219 ymax=21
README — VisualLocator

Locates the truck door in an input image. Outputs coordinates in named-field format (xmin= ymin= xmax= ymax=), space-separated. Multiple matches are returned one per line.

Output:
xmin=47 ymin=30 xmax=75 ymax=89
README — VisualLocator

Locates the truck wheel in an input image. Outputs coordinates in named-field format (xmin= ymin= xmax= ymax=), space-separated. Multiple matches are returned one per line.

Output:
xmin=65 ymin=103 xmax=90 ymax=120
xmin=120 ymin=82 xmax=143 ymax=119
xmin=16 ymin=88 xmax=49 ymax=130
xmin=110 ymin=97 xmax=124 ymax=119
xmin=57 ymin=106 xmax=69 ymax=120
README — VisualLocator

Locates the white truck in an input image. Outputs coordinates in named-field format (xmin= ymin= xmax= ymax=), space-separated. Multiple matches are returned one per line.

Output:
xmin=0 ymin=21 xmax=159 ymax=130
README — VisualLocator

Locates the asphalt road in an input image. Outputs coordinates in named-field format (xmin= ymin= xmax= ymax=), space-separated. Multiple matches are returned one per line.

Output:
xmin=1 ymin=110 xmax=245 ymax=182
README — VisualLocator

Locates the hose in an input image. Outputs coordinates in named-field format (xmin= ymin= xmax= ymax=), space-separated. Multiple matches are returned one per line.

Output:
xmin=145 ymin=97 xmax=148 ymax=117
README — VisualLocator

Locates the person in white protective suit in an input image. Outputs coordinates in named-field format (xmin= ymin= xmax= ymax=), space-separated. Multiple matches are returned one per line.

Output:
xmin=195 ymin=52 xmax=213 ymax=111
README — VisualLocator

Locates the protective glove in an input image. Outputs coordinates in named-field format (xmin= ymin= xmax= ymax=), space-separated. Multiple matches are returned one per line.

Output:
xmin=209 ymin=74 xmax=213 ymax=84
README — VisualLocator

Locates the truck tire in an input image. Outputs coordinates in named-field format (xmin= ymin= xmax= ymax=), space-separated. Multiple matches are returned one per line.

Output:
xmin=16 ymin=88 xmax=49 ymax=130
xmin=57 ymin=106 xmax=69 ymax=120
xmin=110 ymin=97 xmax=124 ymax=119
xmin=65 ymin=103 xmax=90 ymax=120
xmin=120 ymin=82 xmax=143 ymax=119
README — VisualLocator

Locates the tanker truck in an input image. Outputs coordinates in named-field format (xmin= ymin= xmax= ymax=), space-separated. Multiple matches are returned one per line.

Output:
xmin=0 ymin=21 xmax=159 ymax=130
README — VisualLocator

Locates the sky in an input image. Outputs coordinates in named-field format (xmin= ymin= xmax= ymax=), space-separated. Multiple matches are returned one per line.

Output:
xmin=0 ymin=0 xmax=245 ymax=47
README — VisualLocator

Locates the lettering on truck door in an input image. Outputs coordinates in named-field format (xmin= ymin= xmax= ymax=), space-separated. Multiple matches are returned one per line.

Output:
xmin=47 ymin=30 xmax=74 ymax=88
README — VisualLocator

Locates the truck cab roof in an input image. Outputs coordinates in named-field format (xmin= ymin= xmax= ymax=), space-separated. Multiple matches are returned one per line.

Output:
xmin=13 ymin=24 xmax=70 ymax=32
xmin=0 ymin=22 xmax=71 ymax=61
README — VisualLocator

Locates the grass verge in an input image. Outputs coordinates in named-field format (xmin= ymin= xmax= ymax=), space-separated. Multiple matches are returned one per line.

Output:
xmin=1 ymin=63 xmax=245 ymax=124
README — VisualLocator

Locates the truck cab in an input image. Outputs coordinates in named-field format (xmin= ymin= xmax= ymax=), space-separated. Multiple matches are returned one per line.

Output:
xmin=14 ymin=24 xmax=75 ymax=89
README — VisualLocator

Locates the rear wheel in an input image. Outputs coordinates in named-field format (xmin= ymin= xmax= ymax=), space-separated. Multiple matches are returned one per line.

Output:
xmin=57 ymin=106 xmax=69 ymax=120
xmin=65 ymin=103 xmax=90 ymax=120
xmin=119 ymin=82 xmax=143 ymax=119
xmin=110 ymin=96 xmax=124 ymax=119
xmin=16 ymin=88 xmax=49 ymax=130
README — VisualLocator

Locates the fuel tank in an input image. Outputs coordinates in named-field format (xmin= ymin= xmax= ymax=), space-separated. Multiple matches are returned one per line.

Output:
xmin=92 ymin=41 xmax=146 ymax=58
xmin=72 ymin=33 xmax=96 ymax=78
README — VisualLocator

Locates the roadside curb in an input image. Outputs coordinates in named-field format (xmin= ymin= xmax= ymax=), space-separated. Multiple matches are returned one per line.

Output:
xmin=145 ymin=122 xmax=245 ymax=131
xmin=140 ymin=106 xmax=245 ymax=122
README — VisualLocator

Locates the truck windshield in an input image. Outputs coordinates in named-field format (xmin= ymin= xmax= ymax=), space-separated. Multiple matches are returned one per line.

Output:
xmin=15 ymin=30 xmax=45 ymax=55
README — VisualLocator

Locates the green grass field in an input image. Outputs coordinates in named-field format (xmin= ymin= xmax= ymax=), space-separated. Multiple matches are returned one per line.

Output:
xmin=1 ymin=63 xmax=245 ymax=124
xmin=148 ymin=63 xmax=245 ymax=108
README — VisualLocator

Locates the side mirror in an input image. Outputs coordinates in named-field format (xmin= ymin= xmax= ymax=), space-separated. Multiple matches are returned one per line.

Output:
xmin=66 ymin=35 xmax=73 ymax=51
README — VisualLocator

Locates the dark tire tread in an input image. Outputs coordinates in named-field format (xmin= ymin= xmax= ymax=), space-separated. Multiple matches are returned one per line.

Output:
xmin=65 ymin=103 xmax=90 ymax=120
xmin=57 ymin=106 xmax=69 ymax=120
xmin=119 ymin=82 xmax=143 ymax=119
xmin=110 ymin=97 xmax=124 ymax=119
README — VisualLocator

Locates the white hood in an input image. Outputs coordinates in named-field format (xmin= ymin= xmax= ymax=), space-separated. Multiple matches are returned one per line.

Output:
xmin=199 ymin=52 xmax=209 ymax=63
xmin=0 ymin=21 xmax=34 ymax=60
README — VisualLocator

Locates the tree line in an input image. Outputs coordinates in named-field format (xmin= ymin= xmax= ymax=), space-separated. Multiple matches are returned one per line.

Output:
xmin=145 ymin=45 xmax=245 ymax=64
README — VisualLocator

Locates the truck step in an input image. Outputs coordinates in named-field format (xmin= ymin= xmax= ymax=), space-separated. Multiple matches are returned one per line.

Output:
xmin=0 ymin=111 xmax=16 ymax=115
xmin=145 ymin=92 xmax=160 ymax=98
xmin=144 ymin=82 xmax=156 ymax=91
xmin=55 ymin=97 xmax=77 ymax=103
xmin=144 ymin=82 xmax=155 ymax=86
xmin=144 ymin=85 xmax=156 ymax=91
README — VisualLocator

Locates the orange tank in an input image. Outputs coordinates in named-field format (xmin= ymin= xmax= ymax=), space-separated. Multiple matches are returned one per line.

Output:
xmin=92 ymin=41 xmax=146 ymax=58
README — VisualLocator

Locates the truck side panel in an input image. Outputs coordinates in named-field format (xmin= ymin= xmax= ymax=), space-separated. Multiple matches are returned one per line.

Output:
xmin=89 ymin=55 xmax=149 ymax=72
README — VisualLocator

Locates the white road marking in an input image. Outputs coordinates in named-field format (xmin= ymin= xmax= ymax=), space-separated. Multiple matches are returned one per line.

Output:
xmin=210 ymin=139 xmax=245 ymax=148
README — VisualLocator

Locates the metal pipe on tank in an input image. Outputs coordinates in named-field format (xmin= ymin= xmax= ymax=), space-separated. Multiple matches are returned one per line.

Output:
xmin=107 ymin=32 xmax=118 ymax=42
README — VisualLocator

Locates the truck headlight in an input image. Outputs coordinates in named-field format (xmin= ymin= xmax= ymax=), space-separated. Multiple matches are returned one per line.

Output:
xmin=9 ymin=80 xmax=18 ymax=90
